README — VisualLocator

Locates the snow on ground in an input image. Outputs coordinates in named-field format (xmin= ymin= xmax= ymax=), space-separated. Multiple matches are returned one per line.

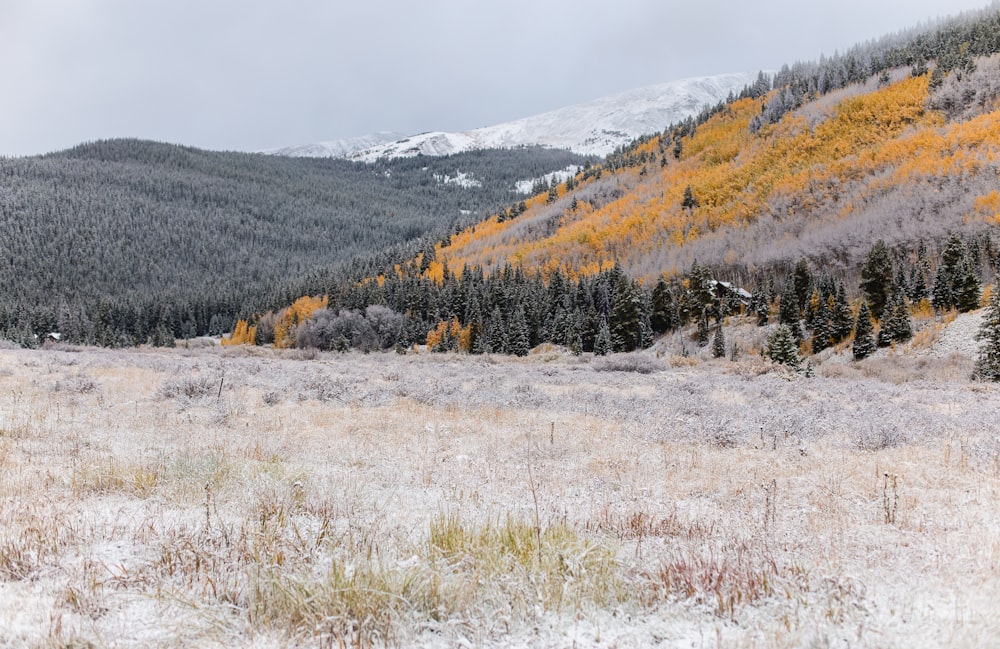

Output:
xmin=0 ymin=312 xmax=997 ymax=647
xmin=270 ymin=72 xmax=759 ymax=162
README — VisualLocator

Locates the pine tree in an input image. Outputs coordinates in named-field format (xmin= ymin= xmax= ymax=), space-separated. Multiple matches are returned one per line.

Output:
xmin=860 ymin=240 xmax=894 ymax=320
xmin=932 ymin=262 xmax=954 ymax=311
xmin=811 ymin=295 xmax=833 ymax=353
xmin=712 ymin=324 xmax=726 ymax=358
xmin=650 ymin=277 xmax=674 ymax=334
xmin=594 ymin=319 xmax=612 ymax=356
xmin=793 ymin=259 xmax=813 ymax=315
xmin=974 ymin=288 xmax=1000 ymax=381
xmin=507 ymin=306 xmax=530 ymax=357
xmin=610 ymin=279 xmax=641 ymax=352
xmin=750 ymin=286 xmax=769 ymax=326
xmin=955 ymin=258 xmax=982 ymax=312
xmin=767 ymin=325 xmax=800 ymax=368
xmin=853 ymin=301 xmax=876 ymax=360
xmin=778 ymin=275 xmax=802 ymax=341
xmin=485 ymin=307 xmax=505 ymax=354
xmin=697 ymin=311 xmax=710 ymax=347
xmin=877 ymin=291 xmax=913 ymax=347
xmin=832 ymin=284 xmax=855 ymax=343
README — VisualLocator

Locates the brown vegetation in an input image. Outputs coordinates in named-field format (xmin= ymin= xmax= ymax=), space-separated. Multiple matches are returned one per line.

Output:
xmin=0 ymin=339 xmax=997 ymax=647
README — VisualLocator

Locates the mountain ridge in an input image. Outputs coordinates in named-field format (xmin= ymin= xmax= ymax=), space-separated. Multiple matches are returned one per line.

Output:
xmin=268 ymin=72 xmax=760 ymax=161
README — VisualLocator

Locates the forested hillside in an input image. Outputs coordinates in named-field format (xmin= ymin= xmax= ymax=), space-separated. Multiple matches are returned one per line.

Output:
xmin=234 ymin=4 xmax=1000 ymax=365
xmin=436 ymin=10 xmax=1000 ymax=283
xmin=0 ymin=140 xmax=589 ymax=345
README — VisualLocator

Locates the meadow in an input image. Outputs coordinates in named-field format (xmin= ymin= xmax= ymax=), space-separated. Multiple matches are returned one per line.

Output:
xmin=0 ymin=330 xmax=997 ymax=648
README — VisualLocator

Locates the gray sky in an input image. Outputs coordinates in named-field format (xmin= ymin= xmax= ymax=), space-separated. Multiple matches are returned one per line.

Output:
xmin=1 ymin=0 xmax=994 ymax=156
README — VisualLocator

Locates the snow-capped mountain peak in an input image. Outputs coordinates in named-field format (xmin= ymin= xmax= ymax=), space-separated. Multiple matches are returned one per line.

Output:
xmin=263 ymin=131 xmax=406 ymax=158
xmin=270 ymin=72 xmax=760 ymax=161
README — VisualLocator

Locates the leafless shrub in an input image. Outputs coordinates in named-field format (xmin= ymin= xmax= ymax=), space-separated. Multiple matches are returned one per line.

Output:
xmin=52 ymin=373 xmax=99 ymax=394
xmin=159 ymin=375 xmax=216 ymax=399
xmin=650 ymin=542 xmax=802 ymax=619
xmin=853 ymin=423 xmax=907 ymax=451
xmin=299 ymin=375 xmax=352 ymax=403
xmin=592 ymin=353 xmax=666 ymax=374
xmin=586 ymin=508 xmax=714 ymax=541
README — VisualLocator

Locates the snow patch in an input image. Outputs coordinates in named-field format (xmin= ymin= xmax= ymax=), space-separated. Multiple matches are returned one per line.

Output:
xmin=515 ymin=165 xmax=582 ymax=195
xmin=433 ymin=170 xmax=482 ymax=189
xmin=262 ymin=131 xmax=406 ymax=158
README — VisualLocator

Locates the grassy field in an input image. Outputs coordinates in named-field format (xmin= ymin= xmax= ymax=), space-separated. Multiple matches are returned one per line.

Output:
xmin=0 ymin=332 xmax=998 ymax=647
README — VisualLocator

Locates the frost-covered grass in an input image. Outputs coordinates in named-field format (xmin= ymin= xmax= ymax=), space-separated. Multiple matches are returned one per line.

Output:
xmin=0 ymin=341 xmax=998 ymax=648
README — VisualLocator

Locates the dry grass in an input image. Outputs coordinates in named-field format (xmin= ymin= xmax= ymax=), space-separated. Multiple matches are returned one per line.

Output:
xmin=0 ymin=343 xmax=998 ymax=647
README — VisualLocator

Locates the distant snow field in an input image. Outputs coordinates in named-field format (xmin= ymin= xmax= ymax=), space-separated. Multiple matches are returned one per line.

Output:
xmin=267 ymin=72 xmax=759 ymax=161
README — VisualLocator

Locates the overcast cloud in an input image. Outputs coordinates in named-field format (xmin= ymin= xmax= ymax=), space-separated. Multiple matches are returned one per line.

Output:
xmin=0 ymin=0 xmax=994 ymax=156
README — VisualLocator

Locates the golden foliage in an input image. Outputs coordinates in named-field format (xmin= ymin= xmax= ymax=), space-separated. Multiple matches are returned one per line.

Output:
xmin=430 ymin=74 xmax=1000 ymax=280
xmin=223 ymin=319 xmax=257 ymax=346
xmin=273 ymin=295 xmax=328 ymax=349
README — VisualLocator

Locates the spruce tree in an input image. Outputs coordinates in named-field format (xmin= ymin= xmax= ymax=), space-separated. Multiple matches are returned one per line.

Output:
xmin=594 ymin=320 xmax=612 ymax=356
xmin=877 ymin=291 xmax=913 ymax=347
xmin=766 ymin=325 xmax=800 ymax=368
xmin=811 ymin=295 xmax=832 ymax=353
xmin=697 ymin=311 xmax=710 ymax=347
xmin=778 ymin=275 xmax=802 ymax=342
xmin=853 ymin=301 xmax=876 ymax=360
xmin=955 ymin=258 xmax=982 ymax=312
xmin=712 ymin=324 xmax=726 ymax=358
xmin=832 ymin=284 xmax=855 ymax=343
xmin=650 ymin=277 xmax=674 ymax=334
xmin=932 ymin=262 xmax=954 ymax=311
xmin=750 ymin=286 xmax=769 ymax=326
xmin=485 ymin=307 xmax=505 ymax=354
xmin=974 ymin=288 xmax=1000 ymax=381
xmin=507 ymin=306 xmax=530 ymax=357
xmin=793 ymin=259 xmax=813 ymax=314
xmin=860 ymin=239 xmax=894 ymax=320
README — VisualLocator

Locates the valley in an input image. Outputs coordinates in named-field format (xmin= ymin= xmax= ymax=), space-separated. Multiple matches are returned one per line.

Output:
xmin=0 ymin=317 xmax=997 ymax=647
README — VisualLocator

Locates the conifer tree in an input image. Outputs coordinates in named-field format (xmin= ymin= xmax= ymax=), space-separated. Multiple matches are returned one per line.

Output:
xmin=507 ymin=306 xmax=530 ymax=357
xmin=594 ymin=320 xmax=612 ymax=356
xmin=712 ymin=324 xmax=726 ymax=358
xmin=793 ymin=259 xmax=813 ymax=314
xmin=877 ymin=291 xmax=913 ymax=347
xmin=853 ymin=301 xmax=876 ymax=360
xmin=767 ymin=325 xmax=800 ymax=368
xmin=955 ymin=258 xmax=982 ymax=312
xmin=485 ymin=307 xmax=505 ymax=354
xmin=651 ymin=277 xmax=674 ymax=334
xmin=750 ymin=286 xmax=769 ymax=326
xmin=832 ymin=283 xmax=855 ymax=343
xmin=778 ymin=275 xmax=802 ymax=341
xmin=811 ymin=295 xmax=833 ymax=353
xmin=974 ymin=288 xmax=1000 ymax=381
xmin=697 ymin=311 xmax=710 ymax=347
xmin=860 ymin=240 xmax=894 ymax=320
xmin=932 ymin=262 xmax=955 ymax=312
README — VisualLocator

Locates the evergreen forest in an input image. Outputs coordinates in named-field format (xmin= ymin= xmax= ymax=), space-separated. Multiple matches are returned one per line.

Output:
xmin=0 ymin=140 xmax=589 ymax=345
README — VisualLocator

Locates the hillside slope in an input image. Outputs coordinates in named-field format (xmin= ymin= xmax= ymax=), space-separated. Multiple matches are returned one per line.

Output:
xmin=0 ymin=140 xmax=589 ymax=344
xmin=435 ymin=60 xmax=1000 ymax=283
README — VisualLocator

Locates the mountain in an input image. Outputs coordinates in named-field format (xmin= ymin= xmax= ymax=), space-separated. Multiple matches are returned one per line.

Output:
xmin=263 ymin=131 xmax=406 ymax=158
xmin=274 ymin=73 xmax=760 ymax=162
xmin=438 ymin=63 xmax=1000 ymax=284
xmin=429 ymin=8 xmax=1000 ymax=284
xmin=235 ymin=5 xmax=1000 ymax=358
xmin=0 ymin=140 xmax=589 ymax=345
